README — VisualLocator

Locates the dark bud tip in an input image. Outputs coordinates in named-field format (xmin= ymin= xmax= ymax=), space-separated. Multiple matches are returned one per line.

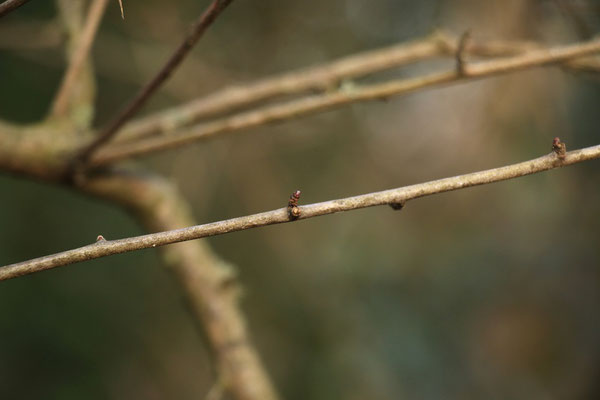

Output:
xmin=552 ymin=137 xmax=566 ymax=160
xmin=389 ymin=201 xmax=405 ymax=211
xmin=293 ymin=190 xmax=301 ymax=199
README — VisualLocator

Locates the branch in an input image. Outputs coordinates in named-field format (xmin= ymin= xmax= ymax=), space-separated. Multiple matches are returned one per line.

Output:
xmin=3 ymin=142 xmax=600 ymax=280
xmin=90 ymin=37 xmax=600 ymax=165
xmin=51 ymin=0 xmax=98 ymax=130
xmin=117 ymin=34 xmax=445 ymax=140
xmin=114 ymin=32 xmax=600 ymax=145
xmin=74 ymin=0 xmax=235 ymax=166
xmin=0 ymin=0 xmax=31 ymax=18
xmin=50 ymin=0 xmax=109 ymax=118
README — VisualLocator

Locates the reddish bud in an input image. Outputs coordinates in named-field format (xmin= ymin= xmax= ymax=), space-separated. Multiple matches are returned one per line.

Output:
xmin=288 ymin=190 xmax=302 ymax=219
xmin=552 ymin=137 xmax=566 ymax=160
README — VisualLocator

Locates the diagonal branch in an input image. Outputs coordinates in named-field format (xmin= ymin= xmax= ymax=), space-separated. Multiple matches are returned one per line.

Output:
xmin=3 ymin=142 xmax=600 ymax=280
xmin=0 ymin=0 xmax=31 ymax=18
xmin=50 ymin=0 xmax=109 ymax=118
xmin=74 ymin=0 xmax=235 ymax=167
xmin=118 ymin=34 xmax=446 ymax=140
xmin=82 ymin=172 xmax=279 ymax=400
xmin=89 ymin=37 xmax=600 ymax=165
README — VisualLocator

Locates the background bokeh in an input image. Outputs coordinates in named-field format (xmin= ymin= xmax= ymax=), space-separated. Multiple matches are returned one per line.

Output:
xmin=1 ymin=0 xmax=600 ymax=399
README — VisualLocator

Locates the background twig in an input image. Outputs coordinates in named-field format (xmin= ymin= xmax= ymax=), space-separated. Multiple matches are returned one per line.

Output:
xmin=50 ymin=0 xmax=109 ymax=118
xmin=74 ymin=0 xmax=235 ymax=166
xmin=118 ymin=34 xmax=445 ymax=139
xmin=0 ymin=0 xmax=31 ymax=18
xmin=114 ymin=31 xmax=600 ymax=144
xmin=89 ymin=37 xmax=600 ymax=165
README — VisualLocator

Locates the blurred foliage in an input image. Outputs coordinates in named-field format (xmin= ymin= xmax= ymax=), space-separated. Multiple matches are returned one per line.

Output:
xmin=1 ymin=0 xmax=600 ymax=399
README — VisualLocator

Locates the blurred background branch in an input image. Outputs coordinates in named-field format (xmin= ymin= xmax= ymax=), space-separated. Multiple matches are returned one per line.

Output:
xmin=0 ymin=0 xmax=31 ymax=18
xmin=90 ymin=36 xmax=600 ymax=165
xmin=50 ymin=0 xmax=97 ymax=129
xmin=75 ymin=0 xmax=235 ymax=168
xmin=49 ymin=0 xmax=108 ymax=119
xmin=113 ymin=31 xmax=600 ymax=145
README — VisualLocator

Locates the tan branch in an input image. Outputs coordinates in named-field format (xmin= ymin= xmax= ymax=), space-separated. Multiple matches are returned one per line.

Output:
xmin=90 ymin=37 xmax=600 ymax=165
xmin=119 ymin=34 xmax=445 ymax=139
xmin=50 ymin=0 xmax=109 ymax=118
xmin=4 ymin=142 xmax=600 ymax=280
xmin=78 ymin=172 xmax=279 ymax=400
xmin=115 ymin=32 xmax=600 ymax=145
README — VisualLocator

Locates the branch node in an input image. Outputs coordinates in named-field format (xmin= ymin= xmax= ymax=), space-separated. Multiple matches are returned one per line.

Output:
xmin=456 ymin=30 xmax=472 ymax=76
xmin=96 ymin=234 xmax=106 ymax=242
xmin=552 ymin=137 xmax=567 ymax=160
xmin=287 ymin=190 xmax=301 ymax=220
xmin=389 ymin=200 xmax=406 ymax=211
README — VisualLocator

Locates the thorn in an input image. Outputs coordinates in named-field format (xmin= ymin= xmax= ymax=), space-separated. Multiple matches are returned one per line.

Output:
xmin=96 ymin=235 xmax=106 ymax=242
xmin=389 ymin=201 xmax=406 ymax=211
xmin=288 ymin=190 xmax=302 ymax=220
xmin=456 ymin=30 xmax=472 ymax=76
xmin=552 ymin=137 xmax=567 ymax=160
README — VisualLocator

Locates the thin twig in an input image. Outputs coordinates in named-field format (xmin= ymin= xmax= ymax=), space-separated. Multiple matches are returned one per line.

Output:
xmin=0 ymin=0 xmax=31 ymax=18
xmin=3 ymin=143 xmax=600 ymax=280
xmin=50 ymin=0 xmax=109 ymax=117
xmin=73 ymin=0 xmax=234 ymax=167
xmin=89 ymin=37 xmax=600 ymax=165
xmin=118 ymin=35 xmax=445 ymax=139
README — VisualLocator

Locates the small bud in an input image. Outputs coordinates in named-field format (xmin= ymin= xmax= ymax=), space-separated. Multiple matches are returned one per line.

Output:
xmin=287 ymin=190 xmax=302 ymax=220
xmin=552 ymin=137 xmax=560 ymax=148
xmin=552 ymin=137 xmax=566 ymax=160
xmin=389 ymin=201 xmax=405 ymax=211
xmin=96 ymin=235 xmax=106 ymax=242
